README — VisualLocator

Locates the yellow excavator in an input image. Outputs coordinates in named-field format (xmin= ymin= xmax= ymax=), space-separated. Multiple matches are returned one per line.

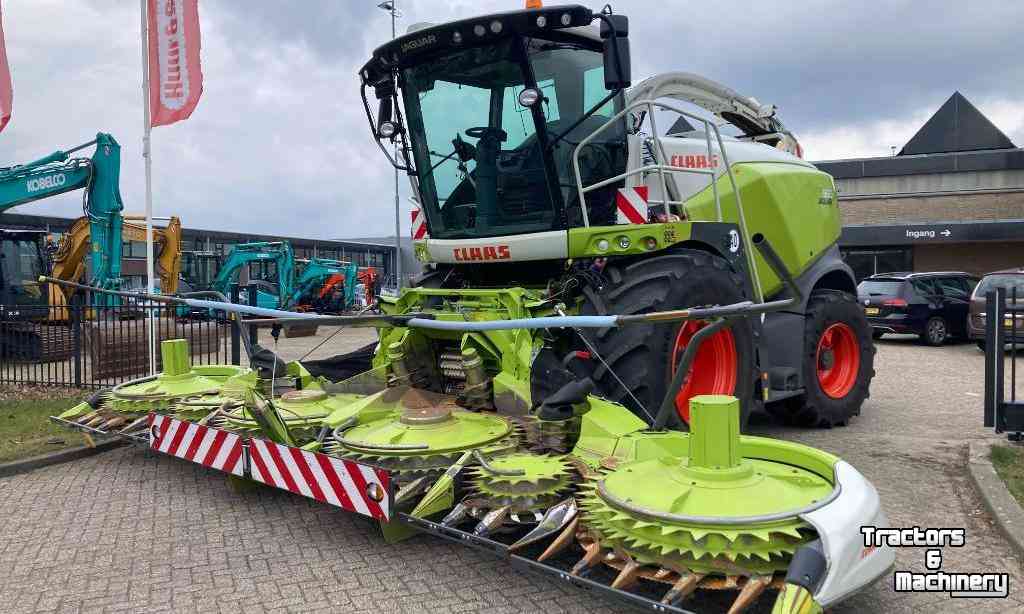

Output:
xmin=46 ymin=214 xmax=182 ymax=319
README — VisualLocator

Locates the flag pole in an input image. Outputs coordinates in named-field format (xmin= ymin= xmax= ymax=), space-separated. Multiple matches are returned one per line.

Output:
xmin=139 ymin=0 xmax=157 ymax=375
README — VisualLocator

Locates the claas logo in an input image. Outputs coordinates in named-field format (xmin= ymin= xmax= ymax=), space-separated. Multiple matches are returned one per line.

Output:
xmin=453 ymin=245 xmax=511 ymax=261
xmin=670 ymin=154 xmax=719 ymax=169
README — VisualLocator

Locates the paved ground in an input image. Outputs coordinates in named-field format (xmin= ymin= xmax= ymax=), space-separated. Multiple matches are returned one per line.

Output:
xmin=1 ymin=332 xmax=1023 ymax=613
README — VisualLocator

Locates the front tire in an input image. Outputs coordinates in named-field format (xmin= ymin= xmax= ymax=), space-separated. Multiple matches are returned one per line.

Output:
xmin=775 ymin=290 xmax=875 ymax=428
xmin=922 ymin=316 xmax=948 ymax=346
xmin=580 ymin=250 xmax=756 ymax=430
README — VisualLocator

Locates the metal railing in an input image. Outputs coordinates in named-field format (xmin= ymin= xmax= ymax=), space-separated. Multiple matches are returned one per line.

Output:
xmin=0 ymin=294 xmax=243 ymax=389
xmin=571 ymin=98 xmax=763 ymax=301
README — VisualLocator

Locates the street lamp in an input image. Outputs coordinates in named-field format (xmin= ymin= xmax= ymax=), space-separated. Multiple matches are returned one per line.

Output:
xmin=377 ymin=0 xmax=402 ymax=291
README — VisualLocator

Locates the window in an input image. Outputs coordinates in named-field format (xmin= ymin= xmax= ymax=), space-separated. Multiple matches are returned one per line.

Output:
xmin=858 ymin=280 xmax=904 ymax=296
xmin=911 ymin=278 xmax=937 ymax=296
xmin=583 ymin=67 xmax=615 ymax=117
xmin=935 ymin=276 xmax=970 ymax=298
xmin=501 ymin=79 xmax=559 ymax=148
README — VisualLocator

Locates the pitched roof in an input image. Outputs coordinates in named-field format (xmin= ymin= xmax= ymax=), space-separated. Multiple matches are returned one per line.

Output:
xmin=898 ymin=92 xmax=1015 ymax=156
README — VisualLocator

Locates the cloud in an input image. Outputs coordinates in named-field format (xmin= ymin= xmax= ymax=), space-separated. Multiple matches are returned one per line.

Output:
xmin=0 ymin=1 xmax=1020 ymax=241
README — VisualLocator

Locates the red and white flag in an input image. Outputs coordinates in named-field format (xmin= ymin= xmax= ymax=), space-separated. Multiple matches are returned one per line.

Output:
xmin=0 ymin=2 xmax=12 ymax=133
xmin=148 ymin=0 xmax=203 ymax=127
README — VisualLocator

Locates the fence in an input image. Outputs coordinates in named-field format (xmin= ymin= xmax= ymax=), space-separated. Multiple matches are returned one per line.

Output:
xmin=0 ymin=298 xmax=242 ymax=389
xmin=983 ymin=286 xmax=1024 ymax=440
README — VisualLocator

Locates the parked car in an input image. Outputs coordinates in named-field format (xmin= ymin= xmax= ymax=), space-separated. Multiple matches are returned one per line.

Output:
xmin=967 ymin=268 xmax=1024 ymax=350
xmin=857 ymin=272 xmax=979 ymax=345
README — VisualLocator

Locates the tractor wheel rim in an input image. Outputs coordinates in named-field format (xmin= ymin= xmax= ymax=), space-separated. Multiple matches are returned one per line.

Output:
xmin=816 ymin=322 xmax=860 ymax=399
xmin=671 ymin=320 xmax=737 ymax=423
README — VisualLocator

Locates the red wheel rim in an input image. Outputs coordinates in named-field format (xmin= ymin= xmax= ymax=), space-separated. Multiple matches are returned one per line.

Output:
xmin=816 ymin=322 xmax=860 ymax=399
xmin=671 ymin=321 xmax=737 ymax=423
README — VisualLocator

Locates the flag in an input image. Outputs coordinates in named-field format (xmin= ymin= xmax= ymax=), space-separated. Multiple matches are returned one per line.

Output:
xmin=148 ymin=0 xmax=203 ymax=127
xmin=0 ymin=2 xmax=12 ymax=133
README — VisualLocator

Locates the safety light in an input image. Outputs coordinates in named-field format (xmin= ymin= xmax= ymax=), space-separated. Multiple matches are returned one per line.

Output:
xmin=517 ymin=88 xmax=541 ymax=107
xmin=474 ymin=24 xmax=486 ymax=36
xmin=452 ymin=31 xmax=463 ymax=43
xmin=596 ymin=239 xmax=609 ymax=252
xmin=644 ymin=237 xmax=657 ymax=251
xmin=560 ymin=12 xmax=572 ymax=26
xmin=617 ymin=236 xmax=631 ymax=250
xmin=490 ymin=20 xmax=503 ymax=33
xmin=379 ymin=121 xmax=398 ymax=139
xmin=536 ymin=15 xmax=547 ymax=27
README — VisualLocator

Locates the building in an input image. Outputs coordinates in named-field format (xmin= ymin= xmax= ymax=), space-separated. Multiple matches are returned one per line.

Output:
xmin=0 ymin=212 xmax=401 ymax=288
xmin=814 ymin=92 xmax=1024 ymax=280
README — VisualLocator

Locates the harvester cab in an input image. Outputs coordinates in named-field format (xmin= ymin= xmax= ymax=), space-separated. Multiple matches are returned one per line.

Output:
xmin=361 ymin=3 xmax=874 ymax=429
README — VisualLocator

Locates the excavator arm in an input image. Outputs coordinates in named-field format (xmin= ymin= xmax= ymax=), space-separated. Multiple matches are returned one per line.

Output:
xmin=121 ymin=216 xmax=183 ymax=294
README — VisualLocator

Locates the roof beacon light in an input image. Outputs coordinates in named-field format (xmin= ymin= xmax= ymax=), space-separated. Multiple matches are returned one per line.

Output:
xmin=525 ymin=0 xmax=543 ymax=8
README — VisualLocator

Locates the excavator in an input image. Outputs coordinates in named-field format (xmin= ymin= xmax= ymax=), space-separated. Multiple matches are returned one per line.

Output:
xmin=301 ymin=261 xmax=371 ymax=313
xmin=0 ymin=133 xmax=126 ymax=312
xmin=0 ymin=133 xmax=182 ymax=357
xmin=206 ymin=241 xmax=357 ymax=313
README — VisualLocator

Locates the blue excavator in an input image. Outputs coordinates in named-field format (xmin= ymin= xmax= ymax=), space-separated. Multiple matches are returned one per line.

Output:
xmin=0 ymin=133 xmax=183 ymax=314
xmin=0 ymin=133 xmax=126 ymax=311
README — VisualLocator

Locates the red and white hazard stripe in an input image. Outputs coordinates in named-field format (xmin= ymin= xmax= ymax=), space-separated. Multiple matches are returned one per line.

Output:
xmin=248 ymin=439 xmax=391 ymax=521
xmin=411 ymin=207 xmax=428 ymax=240
xmin=148 ymin=414 xmax=244 ymax=476
xmin=615 ymin=186 xmax=649 ymax=225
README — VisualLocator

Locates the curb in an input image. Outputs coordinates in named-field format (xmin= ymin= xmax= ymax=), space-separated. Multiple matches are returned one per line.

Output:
xmin=0 ymin=439 xmax=126 ymax=479
xmin=967 ymin=440 xmax=1024 ymax=559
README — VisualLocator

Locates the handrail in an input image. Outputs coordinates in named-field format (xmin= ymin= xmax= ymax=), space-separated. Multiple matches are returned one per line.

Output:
xmin=570 ymin=98 xmax=763 ymax=302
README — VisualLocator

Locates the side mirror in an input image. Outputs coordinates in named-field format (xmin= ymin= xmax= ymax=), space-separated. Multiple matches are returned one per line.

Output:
xmin=600 ymin=14 xmax=630 ymax=89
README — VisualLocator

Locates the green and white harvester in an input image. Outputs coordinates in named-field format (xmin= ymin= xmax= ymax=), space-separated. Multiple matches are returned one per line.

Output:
xmin=52 ymin=3 xmax=894 ymax=612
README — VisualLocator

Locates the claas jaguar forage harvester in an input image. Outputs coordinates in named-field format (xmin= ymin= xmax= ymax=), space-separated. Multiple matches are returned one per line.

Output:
xmin=51 ymin=3 xmax=894 ymax=612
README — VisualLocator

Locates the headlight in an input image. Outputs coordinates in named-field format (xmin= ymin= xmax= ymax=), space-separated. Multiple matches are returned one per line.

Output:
xmin=517 ymin=88 xmax=541 ymax=108
xmin=379 ymin=121 xmax=398 ymax=138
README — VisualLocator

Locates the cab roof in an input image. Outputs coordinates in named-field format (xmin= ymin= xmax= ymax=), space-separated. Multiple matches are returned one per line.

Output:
xmin=359 ymin=4 xmax=596 ymax=83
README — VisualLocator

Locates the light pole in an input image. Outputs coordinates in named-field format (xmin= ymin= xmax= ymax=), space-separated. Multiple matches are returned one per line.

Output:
xmin=378 ymin=0 xmax=402 ymax=291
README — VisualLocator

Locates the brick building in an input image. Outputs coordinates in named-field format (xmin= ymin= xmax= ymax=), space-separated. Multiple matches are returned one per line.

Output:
xmin=814 ymin=92 xmax=1024 ymax=280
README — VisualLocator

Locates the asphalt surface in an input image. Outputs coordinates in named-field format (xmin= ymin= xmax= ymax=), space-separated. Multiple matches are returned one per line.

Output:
xmin=1 ymin=333 xmax=1023 ymax=613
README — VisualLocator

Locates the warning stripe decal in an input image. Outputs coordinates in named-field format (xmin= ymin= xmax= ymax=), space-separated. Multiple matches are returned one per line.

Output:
xmin=248 ymin=438 xmax=390 ymax=521
xmin=148 ymin=414 xmax=244 ymax=476
xmin=615 ymin=186 xmax=649 ymax=225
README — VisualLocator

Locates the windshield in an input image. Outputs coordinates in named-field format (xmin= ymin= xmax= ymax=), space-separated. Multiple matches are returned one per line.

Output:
xmin=401 ymin=36 xmax=625 ymax=239
xmin=0 ymin=237 xmax=45 ymax=305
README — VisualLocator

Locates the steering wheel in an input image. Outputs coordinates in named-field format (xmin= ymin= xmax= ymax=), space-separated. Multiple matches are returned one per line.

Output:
xmin=465 ymin=126 xmax=508 ymax=143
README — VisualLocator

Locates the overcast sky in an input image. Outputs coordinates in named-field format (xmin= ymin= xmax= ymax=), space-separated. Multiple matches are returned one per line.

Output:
xmin=1 ymin=0 xmax=1021 ymax=239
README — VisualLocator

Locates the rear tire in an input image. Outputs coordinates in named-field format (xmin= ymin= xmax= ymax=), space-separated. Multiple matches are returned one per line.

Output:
xmin=580 ymin=250 xmax=756 ymax=430
xmin=922 ymin=316 xmax=948 ymax=346
xmin=774 ymin=290 xmax=875 ymax=428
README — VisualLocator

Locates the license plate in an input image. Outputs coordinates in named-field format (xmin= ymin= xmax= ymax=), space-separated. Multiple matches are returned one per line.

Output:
xmin=865 ymin=307 xmax=880 ymax=315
